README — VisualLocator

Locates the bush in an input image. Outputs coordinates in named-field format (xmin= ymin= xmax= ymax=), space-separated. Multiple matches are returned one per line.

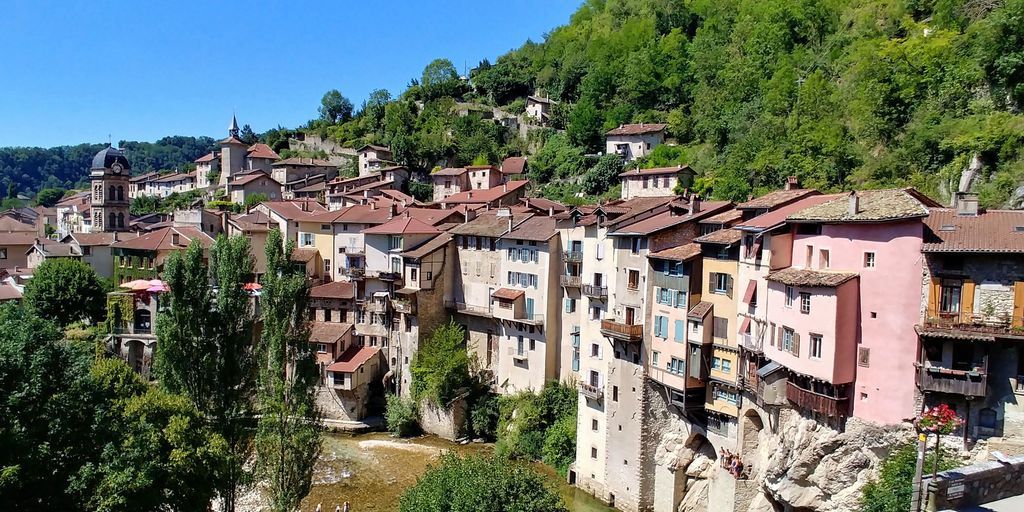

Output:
xmin=542 ymin=415 xmax=577 ymax=477
xmin=385 ymin=394 xmax=420 ymax=437
xmin=410 ymin=321 xmax=471 ymax=406
xmin=469 ymin=392 xmax=499 ymax=440
xmin=399 ymin=453 xmax=567 ymax=512
xmin=861 ymin=440 xmax=958 ymax=512
xmin=495 ymin=381 xmax=577 ymax=468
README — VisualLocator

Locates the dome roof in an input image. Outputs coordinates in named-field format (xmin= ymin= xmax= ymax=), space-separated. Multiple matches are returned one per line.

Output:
xmin=91 ymin=146 xmax=131 ymax=170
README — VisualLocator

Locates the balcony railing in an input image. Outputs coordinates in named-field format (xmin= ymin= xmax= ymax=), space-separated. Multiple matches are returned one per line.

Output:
xmin=341 ymin=267 xmax=365 ymax=279
xmin=740 ymin=328 xmax=764 ymax=353
xmin=340 ymin=245 xmax=364 ymax=255
xmin=917 ymin=365 xmax=987 ymax=397
xmin=600 ymin=319 xmax=643 ymax=342
xmin=786 ymin=381 xmax=849 ymax=418
xmin=443 ymin=299 xmax=492 ymax=318
xmin=923 ymin=312 xmax=1024 ymax=338
xmin=364 ymin=301 xmax=388 ymax=313
xmin=579 ymin=382 xmax=604 ymax=401
xmin=582 ymin=284 xmax=608 ymax=299
xmin=377 ymin=271 xmax=402 ymax=281
xmin=393 ymin=300 xmax=416 ymax=314
xmin=562 ymin=250 xmax=583 ymax=262
xmin=560 ymin=275 xmax=582 ymax=288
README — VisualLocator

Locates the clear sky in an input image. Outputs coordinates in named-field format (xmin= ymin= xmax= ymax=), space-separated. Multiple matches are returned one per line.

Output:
xmin=0 ymin=1 xmax=580 ymax=148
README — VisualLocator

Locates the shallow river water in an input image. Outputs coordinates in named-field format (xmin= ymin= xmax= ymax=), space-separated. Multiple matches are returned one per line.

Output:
xmin=297 ymin=432 xmax=615 ymax=512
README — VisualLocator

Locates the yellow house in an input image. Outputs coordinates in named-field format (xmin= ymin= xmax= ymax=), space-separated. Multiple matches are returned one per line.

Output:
xmin=296 ymin=218 xmax=337 ymax=278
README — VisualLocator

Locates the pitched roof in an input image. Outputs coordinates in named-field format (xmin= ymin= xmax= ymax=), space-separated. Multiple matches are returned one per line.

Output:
xmin=63 ymin=232 xmax=140 ymax=246
xmin=272 ymin=157 xmax=335 ymax=167
xmin=737 ymin=189 xmax=820 ymax=210
xmin=0 ymin=232 xmax=44 ymax=245
xmin=610 ymin=201 xmax=732 ymax=236
xmin=310 ymin=281 xmax=355 ymax=299
xmin=0 ymin=217 xmax=37 ymax=233
xmin=787 ymin=189 xmax=939 ymax=223
xmin=922 ymin=208 xmax=1024 ymax=253
xmin=130 ymin=171 xmax=161 ymax=183
xmin=736 ymin=194 xmax=842 ymax=232
xmin=401 ymin=207 xmax=460 ymax=226
xmin=327 ymin=346 xmax=380 ymax=373
xmin=229 ymin=211 xmax=273 ymax=232
xmin=356 ymin=144 xmax=390 ymax=153
xmin=527 ymin=95 xmax=554 ymax=104
xmin=449 ymin=212 xmax=531 ymax=237
xmin=290 ymin=247 xmax=319 ymax=263
xmin=194 ymin=152 xmax=217 ymax=163
xmin=520 ymin=197 xmax=566 ymax=213
xmin=765 ymin=267 xmax=858 ymax=288
xmin=440 ymin=180 xmax=529 ymax=205
xmin=618 ymin=165 xmax=690 ymax=178
xmin=55 ymin=191 xmax=91 ymax=207
xmin=0 ymin=283 xmax=22 ymax=301
xmin=694 ymin=227 xmax=743 ymax=245
xmin=491 ymin=288 xmax=524 ymax=300
xmin=220 ymin=135 xmax=247 ymax=146
xmin=688 ymin=301 xmax=713 ymax=319
xmin=502 ymin=157 xmax=527 ymax=175
xmin=648 ymin=242 xmax=702 ymax=262
xmin=292 ymin=181 xmax=327 ymax=193
xmin=30 ymin=240 xmax=79 ymax=258
xmin=310 ymin=322 xmax=352 ymax=344
xmin=246 ymin=143 xmax=279 ymax=160
xmin=699 ymin=209 xmax=743 ymax=225
xmin=502 ymin=215 xmax=556 ymax=242
xmin=314 ymin=204 xmax=403 ymax=225
xmin=229 ymin=172 xmax=278 ymax=187
xmin=363 ymin=216 xmax=442 ymax=235
xmin=261 ymin=201 xmax=328 ymax=221
xmin=606 ymin=123 xmax=668 ymax=136
xmin=402 ymin=233 xmax=452 ymax=259
xmin=433 ymin=167 xmax=469 ymax=177
xmin=152 ymin=172 xmax=195 ymax=183
xmin=110 ymin=226 xmax=214 ymax=251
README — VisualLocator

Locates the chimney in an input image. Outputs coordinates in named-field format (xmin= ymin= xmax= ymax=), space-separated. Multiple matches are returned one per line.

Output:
xmin=548 ymin=207 xmax=554 ymax=217
xmin=848 ymin=191 xmax=859 ymax=216
xmin=785 ymin=176 xmax=799 ymax=190
xmin=370 ymin=202 xmax=377 ymax=210
xmin=388 ymin=204 xmax=396 ymax=219
xmin=955 ymin=192 xmax=979 ymax=216
xmin=502 ymin=183 xmax=507 ymax=192
xmin=691 ymin=196 xmax=701 ymax=214
xmin=467 ymin=191 xmax=473 ymax=199
xmin=112 ymin=232 xmax=118 ymax=242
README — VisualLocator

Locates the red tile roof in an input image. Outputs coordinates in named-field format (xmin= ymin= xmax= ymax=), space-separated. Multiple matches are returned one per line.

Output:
xmin=246 ymin=143 xmax=280 ymax=160
xmin=440 ymin=180 xmax=530 ymax=205
xmin=736 ymin=194 xmax=842 ymax=232
xmin=610 ymin=201 xmax=731 ymax=236
xmin=63 ymin=232 xmax=140 ymax=246
xmin=195 ymin=152 xmax=217 ymax=163
xmin=110 ymin=226 xmax=214 ymax=252
xmin=502 ymin=157 xmax=527 ymax=175
xmin=606 ymin=123 xmax=667 ymax=136
xmin=694 ymin=227 xmax=743 ymax=245
xmin=327 ymin=346 xmax=380 ymax=373
xmin=310 ymin=322 xmax=352 ymax=344
xmin=923 ymin=208 xmax=1024 ymax=253
xmin=737 ymin=189 xmax=820 ymax=210
xmin=229 ymin=172 xmax=278 ymax=187
xmin=261 ymin=201 xmax=328 ymax=221
xmin=433 ymin=167 xmax=469 ymax=177
xmin=362 ymin=216 xmax=442 ymax=235
xmin=0 ymin=232 xmax=40 ymax=245
xmin=220 ymin=135 xmax=247 ymax=146
xmin=0 ymin=217 xmax=37 ymax=233
xmin=491 ymin=288 xmax=525 ymax=301
xmin=55 ymin=191 xmax=91 ymax=208
xmin=766 ymin=268 xmax=858 ymax=287
xmin=290 ymin=247 xmax=319 ymax=263
xmin=618 ymin=165 xmax=690 ymax=178
xmin=503 ymin=215 xmax=557 ymax=242
xmin=310 ymin=280 xmax=355 ymax=299
xmin=0 ymin=283 xmax=22 ymax=301
xmin=648 ymin=243 xmax=702 ymax=262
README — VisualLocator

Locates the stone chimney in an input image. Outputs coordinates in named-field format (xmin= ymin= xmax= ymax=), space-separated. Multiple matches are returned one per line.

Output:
xmin=388 ymin=204 xmax=397 ymax=219
xmin=955 ymin=192 xmax=979 ymax=216
xmin=848 ymin=191 xmax=859 ymax=216
xmin=785 ymin=176 xmax=799 ymax=190
xmin=691 ymin=195 xmax=701 ymax=214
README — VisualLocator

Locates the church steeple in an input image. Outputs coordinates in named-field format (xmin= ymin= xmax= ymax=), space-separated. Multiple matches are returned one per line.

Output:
xmin=229 ymin=113 xmax=240 ymax=138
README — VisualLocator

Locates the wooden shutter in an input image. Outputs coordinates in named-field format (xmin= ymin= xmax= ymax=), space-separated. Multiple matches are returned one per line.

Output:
xmin=777 ymin=326 xmax=783 ymax=348
xmin=961 ymin=279 xmax=976 ymax=321
xmin=726 ymin=274 xmax=734 ymax=299
xmin=1014 ymin=282 xmax=1024 ymax=328
xmin=792 ymin=332 xmax=800 ymax=356
xmin=708 ymin=272 xmax=716 ymax=293
xmin=927 ymin=277 xmax=941 ymax=319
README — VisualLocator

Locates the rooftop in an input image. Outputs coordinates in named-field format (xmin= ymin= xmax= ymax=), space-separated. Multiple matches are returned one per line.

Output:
xmin=618 ymin=165 xmax=690 ymax=178
xmin=229 ymin=172 xmax=278 ymax=187
xmin=356 ymin=144 xmax=390 ymax=153
xmin=433 ymin=167 xmax=469 ymax=177
xmin=699 ymin=209 xmax=743 ymax=225
xmin=923 ymin=208 xmax=1024 ymax=253
xmin=688 ymin=301 xmax=713 ymax=319
xmin=310 ymin=280 xmax=355 ymax=299
xmin=62 ymin=232 xmax=140 ymax=246
xmin=694 ymin=227 xmax=743 ymax=245
xmin=491 ymin=288 xmax=525 ymax=301
xmin=449 ymin=212 xmax=532 ymax=237
xmin=440 ymin=180 xmax=529 ymax=205
xmin=648 ymin=242 xmax=702 ymax=262
xmin=290 ymin=247 xmax=319 ymax=263
xmin=362 ymin=215 xmax=442 ymax=235
xmin=229 ymin=211 xmax=273 ymax=232
xmin=246 ymin=143 xmax=280 ymax=160
xmin=765 ymin=267 xmax=859 ymax=288
xmin=737 ymin=188 xmax=819 ymax=210
xmin=787 ymin=188 xmax=939 ymax=223
xmin=502 ymin=157 xmax=527 ymax=175
xmin=611 ymin=201 xmax=732 ymax=236
xmin=261 ymin=201 xmax=327 ymax=221
xmin=194 ymin=152 xmax=217 ymax=164
xmin=401 ymin=233 xmax=452 ymax=259
xmin=736 ymin=194 xmax=842 ymax=232
xmin=310 ymin=322 xmax=353 ymax=344
xmin=110 ymin=226 xmax=214 ymax=252
xmin=327 ymin=346 xmax=380 ymax=373
xmin=272 ymin=157 xmax=335 ymax=167
xmin=502 ymin=215 xmax=557 ymax=242
xmin=606 ymin=123 xmax=668 ymax=136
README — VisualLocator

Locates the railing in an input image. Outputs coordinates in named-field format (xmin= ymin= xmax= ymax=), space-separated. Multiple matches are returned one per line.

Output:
xmin=377 ymin=271 xmax=402 ymax=281
xmin=560 ymin=275 xmax=582 ymax=288
xmin=600 ymin=319 xmax=643 ymax=341
xmin=393 ymin=300 xmax=415 ymax=314
xmin=443 ymin=299 xmax=492 ymax=317
xmin=786 ymin=381 xmax=849 ymax=418
xmin=740 ymin=328 xmax=764 ymax=353
xmin=582 ymin=284 xmax=608 ymax=298
xmin=741 ymin=366 xmax=761 ymax=394
xmin=339 ymin=245 xmax=364 ymax=255
xmin=917 ymin=365 xmax=987 ymax=397
xmin=923 ymin=312 xmax=1024 ymax=337
xmin=579 ymin=382 xmax=604 ymax=400
xmin=562 ymin=250 xmax=583 ymax=262
xmin=365 ymin=301 xmax=388 ymax=313
xmin=341 ymin=267 xmax=365 ymax=279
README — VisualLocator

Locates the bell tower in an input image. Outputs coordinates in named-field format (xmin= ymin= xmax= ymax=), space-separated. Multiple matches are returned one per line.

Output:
xmin=89 ymin=146 xmax=131 ymax=232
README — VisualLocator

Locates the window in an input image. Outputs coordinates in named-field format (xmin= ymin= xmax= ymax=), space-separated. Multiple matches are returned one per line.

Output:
xmin=592 ymin=419 xmax=598 ymax=431
xmin=785 ymin=286 xmax=794 ymax=307
xmin=628 ymin=269 xmax=640 ymax=289
xmin=300 ymin=233 xmax=314 ymax=246
xmin=940 ymin=279 xmax=962 ymax=314
xmin=711 ymin=357 xmax=721 ymax=370
xmin=388 ymin=235 xmax=404 ymax=251
xmin=591 ymin=447 xmax=598 ymax=459
xmin=657 ymin=287 xmax=673 ymax=305
xmin=317 ymin=343 xmax=327 ymax=353
xmin=810 ymin=334 xmax=823 ymax=359
xmin=781 ymin=328 xmax=795 ymax=352
xmin=612 ymin=386 xmax=619 ymax=401
xmin=714 ymin=273 xmax=729 ymax=294
xmin=529 ymin=338 xmax=536 ymax=351
xmin=857 ymin=346 xmax=871 ymax=367
xmin=713 ymin=316 xmax=728 ymax=339
xmin=654 ymin=315 xmax=667 ymax=338
xmin=565 ymin=298 xmax=576 ymax=313
xmin=805 ymin=246 xmax=813 ymax=267
xmin=669 ymin=357 xmax=685 ymax=374
xmin=675 ymin=291 xmax=686 ymax=309
xmin=652 ymin=351 xmax=660 ymax=366
xmin=516 ymin=336 xmax=524 ymax=356
xmin=691 ymin=321 xmax=699 ymax=334
xmin=0 ymin=248 xmax=6 ymax=259
xmin=674 ymin=320 xmax=684 ymax=342
xmin=819 ymin=249 xmax=830 ymax=269
xmin=714 ymin=387 xmax=738 ymax=404
xmin=324 ymin=259 xmax=331 ymax=274
xmin=468 ymin=236 xmax=477 ymax=249
xmin=591 ymin=306 xmax=601 ymax=321
xmin=591 ymin=343 xmax=600 ymax=358
xmin=324 ymin=309 xmax=332 ymax=322
xmin=410 ymin=268 xmax=418 ymax=282
xmin=863 ymin=252 xmax=875 ymax=268
xmin=721 ymin=359 xmax=731 ymax=373
xmin=800 ymin=292 xmax=811 ymax=314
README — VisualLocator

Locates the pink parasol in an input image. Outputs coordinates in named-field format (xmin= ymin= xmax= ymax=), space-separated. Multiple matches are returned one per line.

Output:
xmin=145 ymin=279 xmax=170 ymax=293
xmin=243 ymin=282 xmax=263 ymax=291
xmin=120 ymin=279 xmax=152 ymax=291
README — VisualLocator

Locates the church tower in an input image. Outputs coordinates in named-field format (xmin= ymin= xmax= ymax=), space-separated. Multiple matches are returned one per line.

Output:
xmin=89 ymin=146 xmax=131 ymax=232
xmin=219 ymin=114 xmax=247 ymax=186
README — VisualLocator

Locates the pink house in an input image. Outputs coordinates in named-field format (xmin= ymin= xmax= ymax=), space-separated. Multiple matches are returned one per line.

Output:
xmin=774 ymin=189 xmax=940 ymax=425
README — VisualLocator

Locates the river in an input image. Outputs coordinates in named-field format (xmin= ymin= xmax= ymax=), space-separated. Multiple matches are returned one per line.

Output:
xmin=297 ymin=432 xmax=615 ymax=512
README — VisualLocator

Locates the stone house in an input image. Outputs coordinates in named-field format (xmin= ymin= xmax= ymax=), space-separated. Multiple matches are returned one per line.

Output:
xmin=0 ymin=232 xmax=39 ymax=270
xmin=271 ymin=157 xmax=337 ymax=186
xmin=618 ymin=165 xmax=694 ymax=201
xmin=605 ymin=123 xmax=667 ymax=162
xmin=25 ymin=238 xmax=81 ymax=268
xmin=193 ymin=153 xmax=219 ymax=189
xmin=526 ymin=95 xmax=555 ymax=125
xmin=109 ymin=226 xmax=215 ymax=285
xmin=61 ymin=232 xmax=138 ymax=278
xmin=227 ymin=171 xmax=282 ymax=205
xmin=439 ymin=180 xmax=530 ymax=210
xmin=356 ymin=144 xmax=393 ymax=176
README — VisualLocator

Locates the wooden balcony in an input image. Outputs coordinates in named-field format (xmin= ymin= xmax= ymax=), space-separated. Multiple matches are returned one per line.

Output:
xmin=922 ymin=312 xmax=1024 ymax=340
xmin=917 ymin=366 xmax=987 ymax=397
xmin=376 ymin=271 xmax=402 ymax=282
xmin=443 ymin=299 xmax=492 ymax=318
xmin=579 ymin=382 xmax=604 ymax=401
xmin=600 ymin=319 xmax=642 ymax=342
xmin=562 ymin=250 xmax=583 ymax=262
xmin=341 ymin=267 xmax=365 ymax=279
xmin=560 ymin=275 xmax=582 ymax=288
xmin=786 ymin=381 xmax=849 ymax=418
xmin=582 ymin=284 xmax=608 ymax=299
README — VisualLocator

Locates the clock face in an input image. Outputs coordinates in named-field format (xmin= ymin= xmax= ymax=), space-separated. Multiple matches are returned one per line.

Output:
xmin=111 ymin=163 xmax=122 ymax=173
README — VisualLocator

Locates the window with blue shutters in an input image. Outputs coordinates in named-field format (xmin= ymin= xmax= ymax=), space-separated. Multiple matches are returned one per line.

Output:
xmin=675 ymin=290 xmax=686 ymax=309
xmin=674 ymin=320 xmax=684 ymax=342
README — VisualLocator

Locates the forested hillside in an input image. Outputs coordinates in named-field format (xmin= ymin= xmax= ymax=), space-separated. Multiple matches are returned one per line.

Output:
xmin=0 ymin=136 xmax=216 ymax=198
xmin=311 ymin=0 xmax=1024 ymax=206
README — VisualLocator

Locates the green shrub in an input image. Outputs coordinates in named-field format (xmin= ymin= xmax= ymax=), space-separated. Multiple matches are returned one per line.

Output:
xmin=385 ymin=394 xmax=420 ymax=437
xmin=860 ymin=440 xmax=958 ymax=512
xmin=542 ymin=415 xmax=577 ymax=477
xmin=399 ymin=453 xmax=567 ymax=512
xmin=469 ymin=392 xmax=499 ymax=440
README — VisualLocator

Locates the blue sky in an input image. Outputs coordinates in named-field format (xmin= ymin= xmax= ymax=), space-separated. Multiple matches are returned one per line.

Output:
xmin=0 ymin=1 xmax=580 ymax=148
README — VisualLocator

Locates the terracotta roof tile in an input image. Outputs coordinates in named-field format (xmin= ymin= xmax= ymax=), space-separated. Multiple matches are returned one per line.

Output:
xmin=787 ymin=189 xmax=939 ymax=223
xmin=0 ymin=283 xmax=22 ymax=301
xmin=440 ymin=180 xmax=529 ymax=205
xmin=765 ymin=267 xmax=858 ymax=287
xmin=246 ymin=143 xmax=279 ymax=160
xmin=694 ymin=227 xmax=743 ymax=245
xmin=502 ymin=215 xmax=556 ymax=242
xmin=327 ymin=346 xmax=379 ymax=373
xmin=491 ymin=288 xmax=524 ymax=300
xmin=698 ymin=209 xmax=743 ymax=225
xmin=606 ymin=123 xmax=667 ymax=136
xmin=272 ymin=157 xmax=334 ymax=167
xmin=648 ymin=243 xmax=702 ymax=262
xmin=737 ymin=189 xmax=819 ymax=210
xmin=261 ymin=201 xmax=327 ymax=221
xmin=736 ymin=194 xmax=842 ymax=232
xmin=110 ymin=226 xmax=214 ymax=251
xmin=194 ymin=152 xmax=217 ymax=163
xmin=402 ymin=233 xmax=452 ymax=259
xmin=363 ymin=216 xmax=442 ymax=235
xmin=310 ymin=322 xmax=352 ymax=344
xmin=63 ymin=232 xmax=139 ymax=246
xmin=688 ymin=301 xmax=713 ymax=319
xmin=502 ymin=157 xmax=527 ymax=175
xmin=310 ymin=281 xmax=355 ymax=299
xmin=617 ymin=165 xmax=690 ymax=178
xmin=290 ymin=247 xmax=319 ymax=263
xmin=923 ymin=208 xmax=1024 ymax=253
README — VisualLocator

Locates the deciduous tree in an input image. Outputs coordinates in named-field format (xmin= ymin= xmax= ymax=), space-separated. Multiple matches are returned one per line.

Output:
xmin=23 ymin=258 xmax=107 ymax=326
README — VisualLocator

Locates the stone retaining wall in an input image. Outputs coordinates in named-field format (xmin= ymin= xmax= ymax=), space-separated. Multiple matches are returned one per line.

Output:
xmin=925 ymin=455 xmax=1024 ymax=511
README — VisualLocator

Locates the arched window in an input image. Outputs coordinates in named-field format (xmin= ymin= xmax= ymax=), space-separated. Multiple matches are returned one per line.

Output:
xmin=117 ymin=185 xmax=124 ymax=201
xmin=117 ymin=212 xmax=125 ymax=228
xmin=134 ymin=309 xmax=152 ymax=333
xmin=980 ymin=408 xmax=997 ymax=429
xmin=109 ymin=185 xmax=116 ymax=201
xmin=109 ymin=212 xmax=116 ymax=229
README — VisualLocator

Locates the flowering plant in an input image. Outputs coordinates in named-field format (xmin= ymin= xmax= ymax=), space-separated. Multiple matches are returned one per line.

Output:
xmin=915 ymin=404 xmax=963 ymax=434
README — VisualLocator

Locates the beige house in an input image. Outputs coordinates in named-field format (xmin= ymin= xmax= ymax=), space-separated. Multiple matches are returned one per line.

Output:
xmin=55 ymin=191 xmax=92 ymax=237
xmin=605 ymin=123 xmax=667 ymax=162
xmin=26 ymin=239 xmax=81 ymax=269
xmin=526 ymin=96 xmax=555 ymax=125
xmin=271 ymin=157 xmax=337 ymax=186
xmin=227 ymin=171 xmax=282 ymax=204
xmin=356 ymin=144 xmax=393 ymax=176
xmin=61 ymin=232 xmax=140 ymax=278
xmin=618 ymin=165 xmax=694 ymax=200
xmin=0 ymin=232 xmax=41 ymax=269
xmin=194 ymin=153 xmax=220 ymax=189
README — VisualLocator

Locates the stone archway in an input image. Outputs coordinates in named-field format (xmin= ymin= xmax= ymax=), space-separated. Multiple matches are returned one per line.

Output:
xmin=741 ymin=409 xmax=765 ymax=459
xmin=126 ymin=339 xmax=144 ymax=373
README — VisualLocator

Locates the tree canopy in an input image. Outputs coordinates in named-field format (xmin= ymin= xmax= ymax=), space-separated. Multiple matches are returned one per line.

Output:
xmin=23 ymin=258 xmax=108 ymax=326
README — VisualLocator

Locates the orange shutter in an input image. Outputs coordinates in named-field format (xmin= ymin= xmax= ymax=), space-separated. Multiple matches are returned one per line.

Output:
xmin=1014 ymin=282 xmax=1024 ymax=328
xmin=961 ymin=279 xmax=976 ymax=321
xmin=927 ymin=277 xmax=941 ymax=319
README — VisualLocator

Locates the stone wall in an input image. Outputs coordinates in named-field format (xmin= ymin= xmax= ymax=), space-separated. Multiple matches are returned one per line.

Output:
xmin=419 ymin=396 xmax=467 ymax=441
xmin=316 ymin=384 xmax=371 ymax=422
xmin=925 ymin=455 xmax=1024 ymax=511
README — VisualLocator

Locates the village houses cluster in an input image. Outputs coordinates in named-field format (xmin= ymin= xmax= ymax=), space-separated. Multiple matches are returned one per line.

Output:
xmin=3 ymin=117 xmax=1024 ymax=512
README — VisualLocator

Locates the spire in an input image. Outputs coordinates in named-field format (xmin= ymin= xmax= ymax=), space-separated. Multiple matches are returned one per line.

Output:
xmin=229 ymin=113 xmax=239 ymax=137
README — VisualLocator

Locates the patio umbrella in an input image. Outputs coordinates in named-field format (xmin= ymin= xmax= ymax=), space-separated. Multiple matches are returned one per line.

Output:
xmin=243 ymin=282 xmax=263 ymax=291
xmin=120 ymin=279 xmax=152 ymax=291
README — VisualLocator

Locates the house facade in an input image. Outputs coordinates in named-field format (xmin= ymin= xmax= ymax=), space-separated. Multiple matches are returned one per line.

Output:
xmin=605 ymin=123 xmax=667 ymax=162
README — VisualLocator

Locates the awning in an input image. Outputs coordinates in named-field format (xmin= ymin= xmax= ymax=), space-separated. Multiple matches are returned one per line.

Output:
xmin=739 ymin=316 xmax=751 ymax=335
xmin=395 ymin=287 xmax=417 ymax=295
xmin=491 ymin=288 xmax=525 ymax=301
xmin=372 ymin=291 xmax=390 ymax=298
xmin=741 ymin=280 xmax=757 ymax=304
xmin=757 ymin=361 xmax=784 ymax=378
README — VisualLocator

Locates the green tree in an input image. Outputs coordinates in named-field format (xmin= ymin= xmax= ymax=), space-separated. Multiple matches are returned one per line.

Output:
xmin=364 ymin=88 xmax=393 ymax=132
xmin=34 ymin=187 xmax=66 ymax=207
xmin=567 ymin=98 xmax=604 ymax=152
xmin=255 ymin=229 xmax=321 ymax=512
xmin=319 ymin=89 xmax=354 ymax=124
xmin=129 ymin=194 xmax=161 ymax=216
xmin=243 ymin=192 xmax=270 ymax=212
xmin=581 ymin=154 xmax=624 ymax=195
xmin=410 ymin=320 xmax=471 ymax=406
xmin=156 ymin=235 xmax=257 ymax=512
xmin=420 ymin=58 xmax=466 ymax=101
xmin=23 ymin=258 xmax=107 ymax=326
xmin=240 ymin=124 xmax=258 ymax=145
xmin=860 ymin=440 xmax=958 ymax=512
xmin=385 ymin=394 xmax=420 ymax=437
xmin=399 ymin=453 xmax=567 ymax=512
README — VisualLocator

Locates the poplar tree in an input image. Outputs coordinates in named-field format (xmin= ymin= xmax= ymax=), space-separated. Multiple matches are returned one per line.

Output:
xmin=155 ymin=235 xmax=257 ymax=512
xmin=255 ymin=229 xmax=322 ymax=511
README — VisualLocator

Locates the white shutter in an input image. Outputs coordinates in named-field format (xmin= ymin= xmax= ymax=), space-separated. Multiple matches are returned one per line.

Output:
xmin=596 ymin=242 xmax=605 ymax=260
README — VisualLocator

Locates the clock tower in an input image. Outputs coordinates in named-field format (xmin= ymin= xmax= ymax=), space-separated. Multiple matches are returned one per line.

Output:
xmin=89 ymin=146 xmax=132 ymax=232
